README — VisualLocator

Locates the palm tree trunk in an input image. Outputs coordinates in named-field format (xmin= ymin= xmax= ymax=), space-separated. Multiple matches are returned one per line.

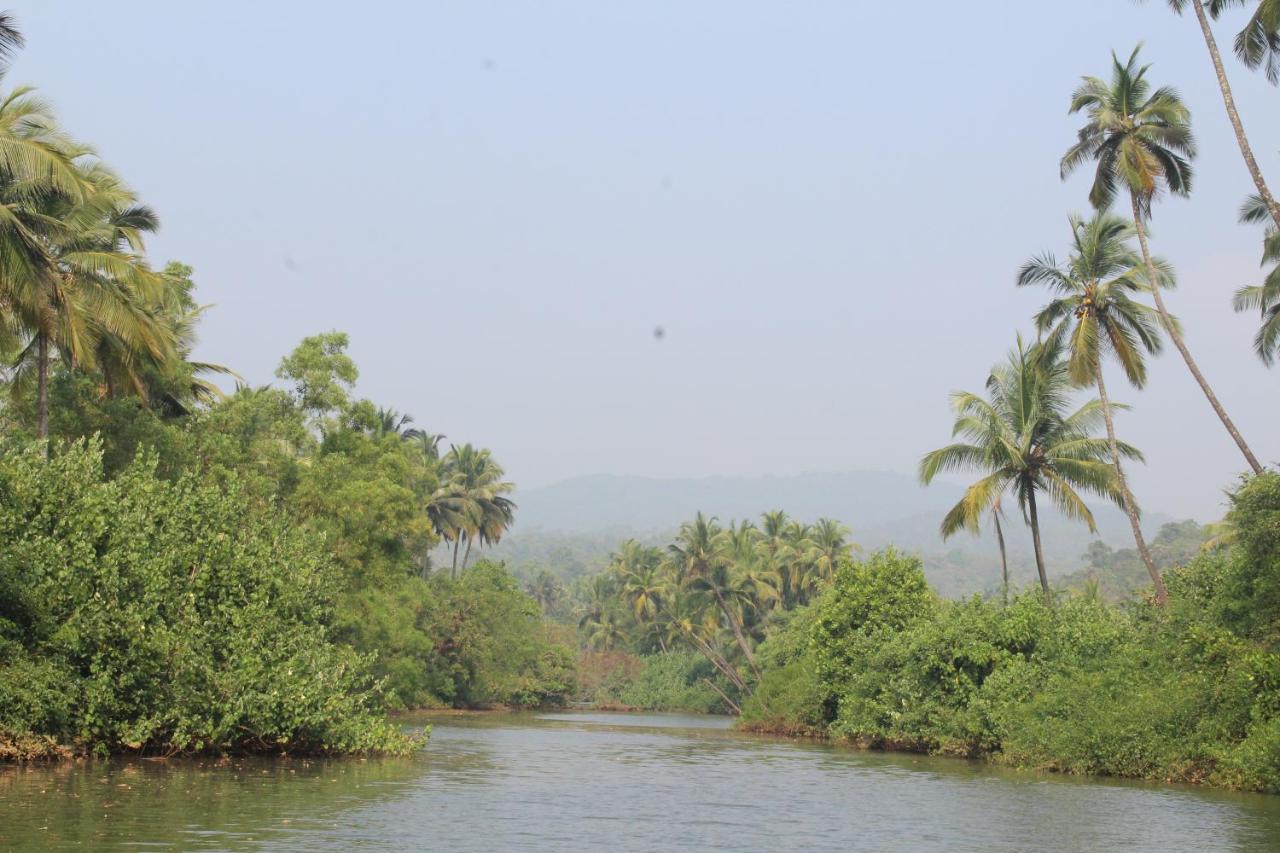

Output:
xmin=1190 ymin=0 xmax=1280 ymax=229
xmin=35 ymin=332 xmax=49 ymax=444
xmin=1095 ymin=369 xmax=1168 ymax=604
xmin=1130 ymin=193 xmax=1263 ymax=474
xmin=1026 ymin=488 xmax=1051 ymax=601
xmin=993 ymin=508 xmax=1008 ymax=606
xmin=451 ymin=536 xmax=462 ymax=580
xmin=701 ymin=678 xmax=742 ymax=715
xmin=685 ymin=628 xmax=747 ymax=692
xmin=462 ymin=538 xmax=473 ymax=571
xmin=713 ymin=587 xmax=762 ymax=681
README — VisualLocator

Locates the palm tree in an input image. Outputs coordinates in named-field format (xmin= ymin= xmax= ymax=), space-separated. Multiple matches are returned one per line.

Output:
xmin=1222 ymin=0 xmax=1280 ymax=83
xmin=0 ymin=80 xmax=91 ymax=436
xmin=0 ymin=12 xmax=20 ymax=73
xmin=757 ymin=511 xmax=800 ymax=605
xmin=430 ymin=443 xmax=516 ymax=577
xmin=669 ymin=513 xmax=762 ymax=679
xmin=1063 ymin=46 xmax=1262 ymax=475
xmin=1018 ymin=212 xmax=1170 ymax=602
xmin=684 ymin=558 xmax=764 ymax=681
xmin=613 ymin=540 xmax=668 ymax=650
xmin=405 ymin=429 xmax=446 ymax=460
xmin=920 ymin=337 xmax=1133 ymax=599
xmin=10 ymin=157 xmax=173 ymax=440
xmin=1146 ymin=2 xmax=1280 ymax=228
xmin=372 ymin=407 xmax=414 ymax=439
xmin=803 ymin=518 xmax=852 ymax=601
xmin=1235 ymin=195 xmax=1280 ymax=364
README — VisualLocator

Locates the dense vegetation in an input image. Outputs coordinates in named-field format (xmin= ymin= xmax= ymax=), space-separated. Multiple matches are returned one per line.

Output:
xmin=737 ymin=473 xmax=1280 ymax=792
xmin=0 ymin=18 xmax=573 ymax=758
xmin=4 ymin=0 xmax=1280 ymax=799
xmin=565 ymin=7 xmax=1280 ymax=794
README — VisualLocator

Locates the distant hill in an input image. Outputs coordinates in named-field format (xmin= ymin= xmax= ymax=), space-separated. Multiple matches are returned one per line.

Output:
xmin=509 ymin=471 xmax=966 ymax=534
xmin=465 ymin=471 xmax=1189 ymax=598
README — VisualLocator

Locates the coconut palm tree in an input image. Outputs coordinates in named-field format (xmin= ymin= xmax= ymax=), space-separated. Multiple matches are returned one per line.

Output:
xmin=684 ymin=557 xmax=764 ymax=680
xmin=0 ymin=80 xmax=91 ymax=431
xmin=803 ymin=518 xmax=852 ymax=602
xmin=1146 ymin=2 xmax=1280 ymax=228
xmin=920 ymin=337 xmax=1134 ymax=599
xmin=9 ymin=156 xmax=173 ymax=440
xmin=431 ymin=443 xmax=516 ymax=576
xmin=612 ymin=541 xmax=667 ymax=649
xmin=1062 ymin=46 xmax=1262 ymax=475
xmin=371 ymin=407 xmax=414 ymax=439
xmin=669 ymin=513 xmax=762 ymax=679
xmin=405 ymin=429 xmax=446 ymax=460
xmin=1222 ymin=0 xmax=1280 ymax=83
xmin=1018 ymin=212 xmax=1170 ymax=602
xmin=1235 ymin=195 xmax=1280 ymax=364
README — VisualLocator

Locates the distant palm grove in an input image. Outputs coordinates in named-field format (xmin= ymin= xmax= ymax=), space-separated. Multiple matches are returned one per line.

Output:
xmin=3 ymin=5 xmax=1280 ymax=794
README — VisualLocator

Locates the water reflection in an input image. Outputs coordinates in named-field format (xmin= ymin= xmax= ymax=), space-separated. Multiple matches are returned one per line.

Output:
xmin=2 ymin=712 xmax=1279 ymax=851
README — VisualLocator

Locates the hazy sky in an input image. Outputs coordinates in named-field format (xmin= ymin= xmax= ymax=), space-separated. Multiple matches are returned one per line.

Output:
xmin=10 ymin=2 xmax=1277 ymax=519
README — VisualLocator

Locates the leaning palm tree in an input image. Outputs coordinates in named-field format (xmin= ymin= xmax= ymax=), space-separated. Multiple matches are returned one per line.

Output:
xmin=1145 ymin=2 xmax=1280 ymax=228
xmin=1062 ymin=46 xmax=1262 ymax=475
xmin=1018 ymin=212 xmax=1169 ymax=602
xmin=920 ymin=337 xmax=1134 ymax=599
xmin=669 ymin=513 xmax=761 ymax=679
xmin=1235 ymin=194 xmax=1280 ymax=364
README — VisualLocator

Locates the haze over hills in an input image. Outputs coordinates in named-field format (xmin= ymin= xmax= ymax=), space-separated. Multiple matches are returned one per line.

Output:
xmin=474 ymin=471 xmax=1190 ymax=597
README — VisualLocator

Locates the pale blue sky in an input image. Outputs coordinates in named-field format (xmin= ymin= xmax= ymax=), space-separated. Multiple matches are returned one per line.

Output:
xmin=10 ymin=2 xmax=1278 ymax=518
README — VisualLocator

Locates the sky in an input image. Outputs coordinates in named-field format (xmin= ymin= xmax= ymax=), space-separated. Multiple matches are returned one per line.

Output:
xmin=8 ymin=1 xmax=1278 ymax=520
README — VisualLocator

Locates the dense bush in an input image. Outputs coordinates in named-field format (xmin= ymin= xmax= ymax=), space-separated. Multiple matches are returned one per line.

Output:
xmin=740 ymin=606 xmax=827 ymax=735
xmin=617 ymin=651 xmax=724 ymax=713
xmin=0 ymin=440 xmax=409 ymax=759
xmin=742 ymin=477 xmax=1280 ymax=792
xmin=339 ymin=562 xmax=576 ymax=710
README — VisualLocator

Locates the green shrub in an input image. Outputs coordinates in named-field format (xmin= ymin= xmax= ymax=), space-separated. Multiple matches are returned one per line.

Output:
xmin=618 ymin=651 xmax=723 ymax=713
xmin=0 ymin=439 xmax=409 ymax=757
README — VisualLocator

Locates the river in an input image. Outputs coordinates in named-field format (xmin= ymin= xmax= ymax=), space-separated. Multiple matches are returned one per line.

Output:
xmin=3 ymin=711 xmax=1280 ymax=851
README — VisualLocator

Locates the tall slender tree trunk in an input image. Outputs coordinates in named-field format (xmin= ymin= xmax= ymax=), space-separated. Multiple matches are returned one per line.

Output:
xmin=658 ymin=600 xmax=748 ymax=693
xmin=35 ymin=333 xmax=49 ymax=445
xmin=1026 ymin=488 xmax=1051 ymax=601
xmin=1190 ymin=0 xmax=1280 ymax=229
xmin=451 ymin=536 xmax=462 ymax=580
xmin=992 ymin=507 xmax=1009 ymax=606
xmin=701 ymin=678 xmax=742 ymax=715
xmin=1130 ymin=194 xmax=1263 ymax=473
xmin=713 ymin=586 xmax=762 ymax=681
xmin=462 ymin=538 xmax=473 ymax=571
xmin=1095 ymin=369 xmax=1168 ymax=604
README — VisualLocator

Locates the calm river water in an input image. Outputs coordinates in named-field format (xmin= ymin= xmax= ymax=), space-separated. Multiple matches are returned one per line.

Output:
xmin=3 ymin=711 xmax=1280 ymax=851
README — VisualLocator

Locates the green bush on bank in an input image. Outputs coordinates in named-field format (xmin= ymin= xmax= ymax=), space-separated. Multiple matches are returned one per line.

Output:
xmin=338 ymin=562 xmax=577 ymax=710
xmin=742 ymin=473 xmax=1280 ymax=792
xmin=617 ymin=651 xmax=724 ymax=713
xmin=0 ymin=439 xmax=409 ymax=759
